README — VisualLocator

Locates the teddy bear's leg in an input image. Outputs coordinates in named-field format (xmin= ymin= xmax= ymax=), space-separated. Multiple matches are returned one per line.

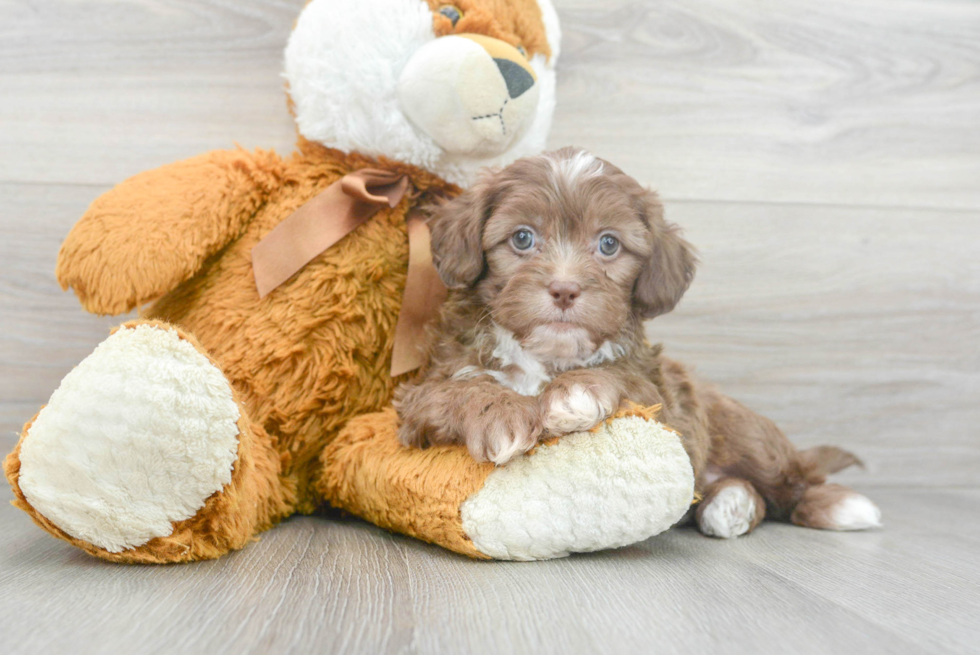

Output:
xmin=315 ymin=405 xmax=696 ymax=561
xmin=3 ymin=321 xmax=292 ymax=563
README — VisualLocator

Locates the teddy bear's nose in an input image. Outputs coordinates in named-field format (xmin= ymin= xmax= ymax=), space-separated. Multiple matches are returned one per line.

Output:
xmin=493 ymin=58 xmax=534 ymax=99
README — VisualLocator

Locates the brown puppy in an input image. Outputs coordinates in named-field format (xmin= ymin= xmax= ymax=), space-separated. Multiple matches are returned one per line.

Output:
xmin=395 ymin=147 xmax=882 ymax=538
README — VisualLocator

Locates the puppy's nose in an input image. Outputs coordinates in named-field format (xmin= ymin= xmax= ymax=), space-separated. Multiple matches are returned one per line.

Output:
xmin=494 ymin=58 xmax=535 ymax=99
xmin=549 ymin=281 xmax=581 ymax=310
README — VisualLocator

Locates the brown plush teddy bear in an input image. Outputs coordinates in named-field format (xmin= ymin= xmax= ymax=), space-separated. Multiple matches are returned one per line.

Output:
xmin=4 ymin=0 xmax=696 ymax=563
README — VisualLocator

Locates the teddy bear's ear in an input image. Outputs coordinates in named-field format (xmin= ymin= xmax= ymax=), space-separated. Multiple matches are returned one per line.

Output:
xmin=631 ymin=190 xmax=699 ymax=319
xmin=426 ymin=176 xmax=500 ymax=289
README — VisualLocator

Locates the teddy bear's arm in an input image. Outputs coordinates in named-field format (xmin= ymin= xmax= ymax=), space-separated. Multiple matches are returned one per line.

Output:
xmin=56 ymin=148 xmax=285 ymax=315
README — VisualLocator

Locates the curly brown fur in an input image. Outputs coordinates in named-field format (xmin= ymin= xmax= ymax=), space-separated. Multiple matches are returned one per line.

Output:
xmin=396 ymin=147 xmax=880 ymax=536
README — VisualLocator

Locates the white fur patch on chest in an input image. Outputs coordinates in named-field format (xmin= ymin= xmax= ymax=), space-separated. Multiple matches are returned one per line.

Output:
xmin=453 ymin=325 xmax=625 ymax=396
xmin=488 ymin=326 xmax=553 ymax=395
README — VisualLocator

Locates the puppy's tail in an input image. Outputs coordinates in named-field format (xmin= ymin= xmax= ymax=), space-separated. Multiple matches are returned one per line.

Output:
xmin=798 ymin=445 xmax=864 ymax=480
xmin=789 ymin=447 xmax=881 ymax=531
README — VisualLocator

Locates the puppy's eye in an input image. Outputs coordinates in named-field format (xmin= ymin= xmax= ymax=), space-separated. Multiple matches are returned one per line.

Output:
xmin=511 ymin=229 xmax=535 ymax=251
xmin=438 ymin=5 xmax=462 ymax=26
xmin=598 ymin=234 xmax=620 ymax=256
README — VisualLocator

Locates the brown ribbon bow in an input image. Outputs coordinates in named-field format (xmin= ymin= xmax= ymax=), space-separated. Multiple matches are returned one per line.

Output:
xmin=251 ymin=168 xmax=447 ymax=377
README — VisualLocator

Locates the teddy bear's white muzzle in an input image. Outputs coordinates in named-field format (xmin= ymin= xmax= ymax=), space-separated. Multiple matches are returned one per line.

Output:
xmin=397 ymin=34 xmax=540 ymax=158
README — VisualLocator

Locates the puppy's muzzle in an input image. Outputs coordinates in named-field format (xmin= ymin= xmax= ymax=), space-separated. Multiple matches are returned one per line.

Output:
xmin=397 ymin=34 xmax=540 ymax=158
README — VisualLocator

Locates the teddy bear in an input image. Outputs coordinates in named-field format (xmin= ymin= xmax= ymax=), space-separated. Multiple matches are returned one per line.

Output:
xmin=3 ymin=0 xmax=696 ymax=563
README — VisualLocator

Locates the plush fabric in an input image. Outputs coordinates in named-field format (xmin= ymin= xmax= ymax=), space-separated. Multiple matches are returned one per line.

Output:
xmin=12 ymin=141 xmax=454 ymax=561
xmin=4 ymin=0 xmax=698 ymax=563
xmin=17 ymin=323 xmax=242 ymax=552
xmin=461 ymin=409 xmax=695 ymax=560
xmin=286 ymin=0 xmax=559 ymax=187
xmin=319 ymin=408 xmax=496 ymax=559
xmin=321 ymin=405 xmax=694 ymax=560
xmin=116 ymin=144 xmax=455 ymax=514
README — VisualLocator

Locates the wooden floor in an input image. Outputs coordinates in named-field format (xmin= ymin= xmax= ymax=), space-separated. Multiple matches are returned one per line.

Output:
xmin=1 ymin=1 xmax=978 ymax=653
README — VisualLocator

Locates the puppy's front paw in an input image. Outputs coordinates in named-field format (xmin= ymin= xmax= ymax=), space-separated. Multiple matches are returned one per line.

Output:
xmin=464 ymin=396 xmax=542 ymax=466
xmin=397 ymin=418 xmax=427 ymax=449
xmin=541 ymin=384 xmax=616 ymax=435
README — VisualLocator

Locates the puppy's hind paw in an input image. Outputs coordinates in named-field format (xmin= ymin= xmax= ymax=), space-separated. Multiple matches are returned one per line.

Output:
xmin=697 ymin=481 xmax=763 ymax=539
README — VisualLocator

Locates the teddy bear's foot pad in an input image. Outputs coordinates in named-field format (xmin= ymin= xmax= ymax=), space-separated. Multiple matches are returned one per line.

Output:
xmin=16 ymin=324 xmax=241 ymax=553
xmin=460 ymin=414 xmax=695 ymax=560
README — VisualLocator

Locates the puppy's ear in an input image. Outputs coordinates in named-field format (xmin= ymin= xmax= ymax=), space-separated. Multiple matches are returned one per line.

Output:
xmin=426 ymin=175 xmax=498 ymax=289
xmin=633 ymin=191 xmax=698 ymax=319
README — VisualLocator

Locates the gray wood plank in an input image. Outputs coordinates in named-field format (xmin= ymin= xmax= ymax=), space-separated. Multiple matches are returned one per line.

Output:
xmin=0 ymin=0 xmax=302 ymax=185
xmin=551 ymin=0 xmax=980 ymax=209
xmin=647 ymin=200 xmax=980 ymax=487
xmin=1 ymin=485 xmax=976 ymax=655
xmin=2 ymin=0 xmax=978 ymax=208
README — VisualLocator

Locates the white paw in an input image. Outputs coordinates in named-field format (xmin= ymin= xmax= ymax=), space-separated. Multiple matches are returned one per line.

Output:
xmin=464 ymin=399 xmax=541 ymax=466
xmin=699 ymin=485 xmax=757 ymax=538
xmin=830 ymin=494 xmax=882 ymax=530
xmin=18 ymin=325 xmax=241 ymax=552
xmin=484 ymin=427 xmax=536 ymax=466
xmin=543 ymin=386 xmax=612 ymax=434
xmin=476 ymin=417 xmax=539 ymax=466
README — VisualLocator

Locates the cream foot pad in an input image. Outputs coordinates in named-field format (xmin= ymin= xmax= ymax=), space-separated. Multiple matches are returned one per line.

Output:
xmin=17 ymin=324 xmax=241 ymax=552
xmin=462 ymin=414 xmax=695 ymax=560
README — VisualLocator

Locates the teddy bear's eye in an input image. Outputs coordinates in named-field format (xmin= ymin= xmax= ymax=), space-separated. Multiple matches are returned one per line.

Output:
xmin=516 ymin=45 xmax=527 ymax=58
xmin=438 ymin=5 xmax=462 ymax=27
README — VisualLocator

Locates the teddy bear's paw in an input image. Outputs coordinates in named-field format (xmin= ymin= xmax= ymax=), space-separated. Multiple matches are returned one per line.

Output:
xmin=16 ymin=323 xmax=241 ymax=553
xmin=460 ymin=413 xmax=695 ymax=560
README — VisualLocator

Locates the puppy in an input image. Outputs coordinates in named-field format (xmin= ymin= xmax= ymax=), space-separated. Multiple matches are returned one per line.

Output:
xmin=395 ymin=148 xmax=881 ymax=538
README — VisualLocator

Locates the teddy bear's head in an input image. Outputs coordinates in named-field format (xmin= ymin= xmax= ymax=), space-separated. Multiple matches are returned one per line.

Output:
xmin=284 ymin=0 xmax=560 ymax=186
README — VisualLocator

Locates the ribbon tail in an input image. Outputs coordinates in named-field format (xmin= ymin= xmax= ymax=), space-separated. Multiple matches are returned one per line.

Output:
xmin=390 ymin=211 xmax=447 ymax=377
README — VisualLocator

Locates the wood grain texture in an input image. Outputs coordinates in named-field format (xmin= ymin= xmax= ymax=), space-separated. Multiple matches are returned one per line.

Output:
xmin=1 ymin=485 xmax=978 ymax=655
xmin=648 ymin=201 xmax=980 ymax=487
xmin=1 ymin=0 xmax=978 ymax=653
xmin=551 ymin=0 xmax=980 ymax=209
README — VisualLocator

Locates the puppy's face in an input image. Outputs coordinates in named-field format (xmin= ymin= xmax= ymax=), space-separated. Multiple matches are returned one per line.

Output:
xmin=428 ymin=148 xmax=697 ymax=362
